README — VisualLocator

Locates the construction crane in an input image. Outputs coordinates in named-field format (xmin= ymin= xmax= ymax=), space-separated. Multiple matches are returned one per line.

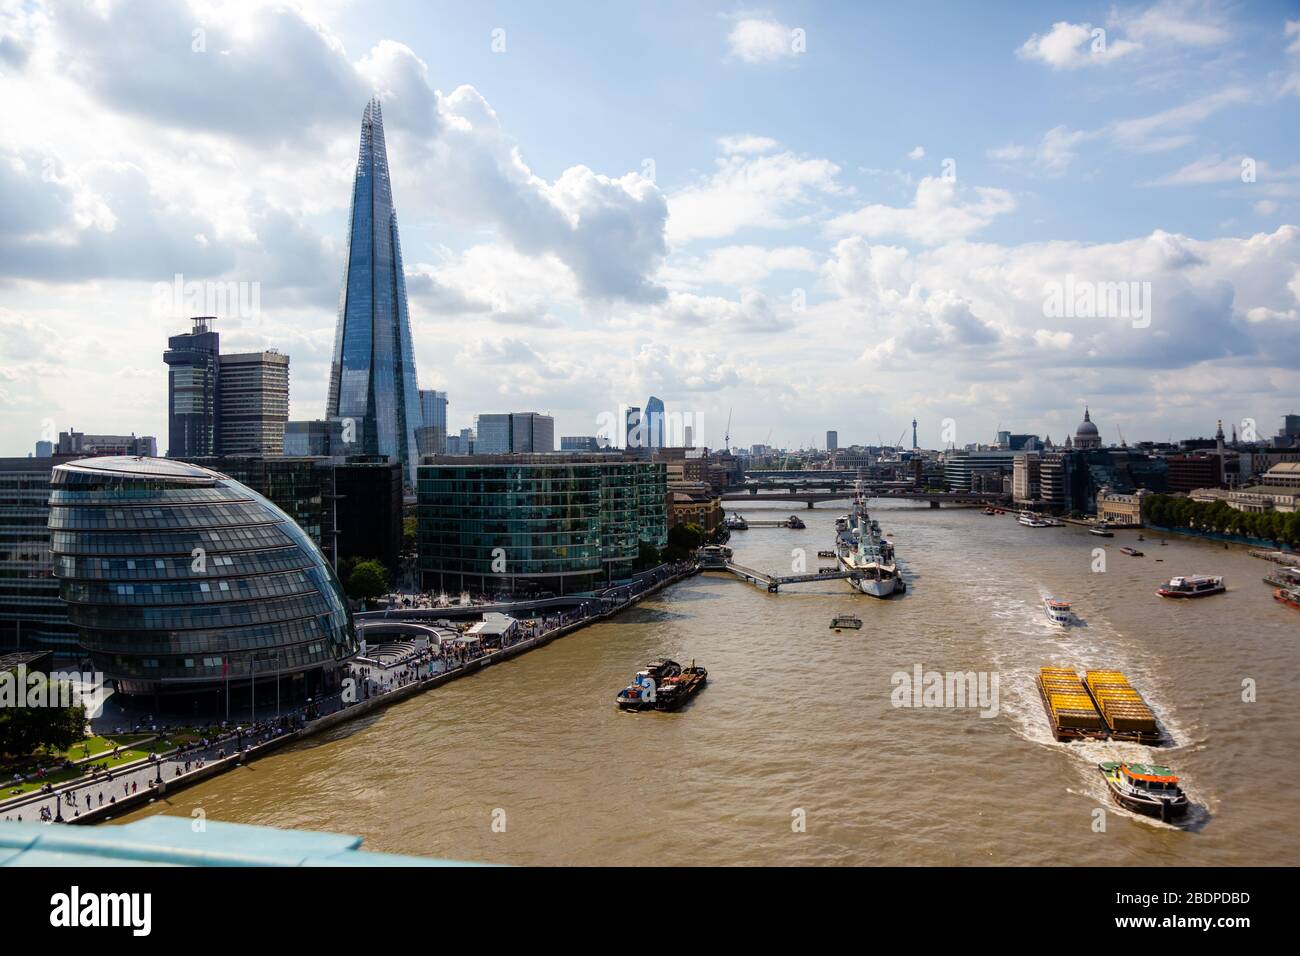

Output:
xmin=894 ymin=428 xmax=908 ymax=450
xmin=724 ymin=408 xmax=732 ymax=452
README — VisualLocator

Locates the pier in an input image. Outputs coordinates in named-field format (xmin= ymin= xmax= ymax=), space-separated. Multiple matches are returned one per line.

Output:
xmin=710 ymin=560 xmax=857 ymax=593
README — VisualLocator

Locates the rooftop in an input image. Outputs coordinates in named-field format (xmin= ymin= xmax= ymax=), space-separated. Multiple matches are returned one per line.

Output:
xmin=54 ymin=456 xmax=222 ymax=483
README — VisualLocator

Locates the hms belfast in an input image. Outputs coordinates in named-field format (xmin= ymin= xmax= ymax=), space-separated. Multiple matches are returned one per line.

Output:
xmin=834 ymin=486 xmax=904 ymax=597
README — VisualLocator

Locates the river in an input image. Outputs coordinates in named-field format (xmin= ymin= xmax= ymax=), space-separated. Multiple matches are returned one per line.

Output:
xmin=117 ymin=501 xmax=1300 ymax=865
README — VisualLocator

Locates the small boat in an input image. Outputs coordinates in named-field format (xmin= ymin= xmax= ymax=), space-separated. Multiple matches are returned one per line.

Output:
xmin=1120 ymin=547 xmax=1144 ymax=557
xmin=983 ymin=507 xmax=996 ymax=515
xmin=615 ymin=658 xmax=706 ymax=711
xmin=1097 ymin=762 xmax=1189 ymax=822
xmin=724 ymin=512 xmax=748 ymax=531
xmin=1137 ymin=534 xmax=1145 ymax=542
xmin=1274 ymin=587 xmax=1300 ymax=610
xmin=615 ymin=658 xmax=681 ymax=710
xmin=1089 ymin=521 xmax=1114 ymax=537
xmin=1157 ymin=575 xmax=1225 ymax=598
xmin=786 ymin=515 xmax=806 ymax=529
xmin=830 ymin=614 xmax=863 ymax=630
xmin=1043 ymin=597 xmax=1073 ymax=626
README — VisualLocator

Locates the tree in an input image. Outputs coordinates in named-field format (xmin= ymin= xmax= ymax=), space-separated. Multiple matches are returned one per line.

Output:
xmin=402 ymin=516 xmax=417 ymax=553
xmin=0 ymin=685 xmax=86 ymax=759
xmin=663 ymin=522 xmax=705 ymax=561
xmin=345 ymin=559 xmax=390 ymax=604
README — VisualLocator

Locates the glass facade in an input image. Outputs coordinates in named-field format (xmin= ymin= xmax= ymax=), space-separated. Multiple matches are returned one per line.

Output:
xmin=49 ymin=457 xmax=356 ymax=698
xmin=326 ymin=98 xmax=423 ymax=486
xmin=0 ymin=458 xmax=78 ymax=654
xmin=416 ymin=456 xmax=667 ymax=592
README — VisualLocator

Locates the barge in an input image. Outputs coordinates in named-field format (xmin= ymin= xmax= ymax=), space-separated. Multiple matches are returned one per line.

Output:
xmin=1037 ymin=667 xmax=1107 ymax=741
xmin=1084 ymin=670 xmax=1163 ymax=745
xmin=615 ymin=658 xmax=707 ymax=712
xmin=830 ymin=614 xmax=863 ymax=630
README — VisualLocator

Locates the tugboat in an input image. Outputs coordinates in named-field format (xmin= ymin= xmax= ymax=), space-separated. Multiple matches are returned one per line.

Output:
xmin=1089 ymin=521 xmax=1114 ymax=537
xmin=1097 ymin=762 xmax=1190 ymax=822
xmin=1156 ymin=574 xmax=1225 ymax=598
xmin=1043 ymin=597 xmax=1073 ymax=626
xmin=615 ymin=658 xmax=707 ymax=711
xmin=615 ymin=659 xmax=681 ymax=711
xmin=830 ymin=614 xmax=863 ymax=630
xmin=1120 ymin=546 xmax=1144 ymax=557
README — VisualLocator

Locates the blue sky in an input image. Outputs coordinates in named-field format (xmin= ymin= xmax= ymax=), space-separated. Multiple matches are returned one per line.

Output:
xmin=1 ymin=0 xmax=1298 ymax=454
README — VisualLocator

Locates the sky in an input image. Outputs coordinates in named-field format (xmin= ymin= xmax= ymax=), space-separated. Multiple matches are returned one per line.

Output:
xmin=1 ymin=0 xmax=1299 ymax=454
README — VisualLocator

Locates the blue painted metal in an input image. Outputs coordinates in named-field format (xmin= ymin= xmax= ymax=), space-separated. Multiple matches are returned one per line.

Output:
xmin=0 ymin=817 xmax=469 ymax=867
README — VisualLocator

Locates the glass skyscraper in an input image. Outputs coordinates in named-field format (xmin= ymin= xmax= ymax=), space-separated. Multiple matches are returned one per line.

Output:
xmin=327 ymin=97 xmax=423 ymax=486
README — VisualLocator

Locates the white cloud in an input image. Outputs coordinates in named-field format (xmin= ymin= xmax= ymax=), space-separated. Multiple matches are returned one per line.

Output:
xmin=987 ymin=126 xmax=1092 ymax=176
xmin=1110 ymin=86 xmax=1252 ymax=152
xmin=907 ymin=146 xmax=925 ymax=160
xmin=1121 ymin=2 xmax=1231 ymax=47
xmin=717 ymin=134 xmax=779 ymax=155
xmin=1017 ymin=21 xmax=1141 ymax=70
xmin=727 ymin=17 xmax=799 ymax=64
xmin=828 ymin=177 xmax=1015 ymax=245
xmin=661 ymin=245 xmax=817 ymax=288
xmin=668 ymin=150 xmax=844 ymax=243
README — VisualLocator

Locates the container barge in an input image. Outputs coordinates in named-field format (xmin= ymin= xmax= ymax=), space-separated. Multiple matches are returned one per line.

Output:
xmin=1037 ymin=667 xmax=1107 ymax=741
xmin=1084 ymin=670 xmax=1163 ymax=745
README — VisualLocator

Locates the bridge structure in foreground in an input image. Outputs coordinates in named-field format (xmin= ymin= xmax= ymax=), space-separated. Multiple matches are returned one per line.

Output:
xmin=708 ymin=561 xmax=857 ymax=593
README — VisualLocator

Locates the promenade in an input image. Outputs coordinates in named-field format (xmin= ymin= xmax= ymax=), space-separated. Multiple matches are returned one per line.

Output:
xmin=1 ymin=562 xmax=695 ymax=826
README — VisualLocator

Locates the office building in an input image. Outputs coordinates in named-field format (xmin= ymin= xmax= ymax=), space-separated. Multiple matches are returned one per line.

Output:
xmin=625 ymin=406 xmax=642 ymax=450
xmin=218 ymin=351 xmax=289 ymax=455
xmin=474 ymin=413 xmax=554 ymax=454
xmin=644 ymin=396 xmax=666 ymax=449
xmin=0 ymin=458 xmax=78 ymax=655
xmin=284 ymin=420 xmax=344 ymax=458
xmin=416 ymin=455 xmax=667 ymax=593
xmin=561 ymin=436 xmax=601 ymax=452
xmin=34 ymin=441 xmax=52 ymax=458
xmin=326 ymin=98 xmax=423 ymax=486
xmin=163 ymin=316 xmax=220 ymax=458
xmin=333 ymin=458 xmax=403 ymax=572
xmin=826 ymin=430 xmax=838 ymax=452
xmin=57 ymin=431 xmax=157 ymax=458
xmin=49 ymin=456 xmax=357 ymax=701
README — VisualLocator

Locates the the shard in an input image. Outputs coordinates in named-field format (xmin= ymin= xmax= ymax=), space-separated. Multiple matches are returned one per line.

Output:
xmin=327 ymin=97 xmax=423 ymax=486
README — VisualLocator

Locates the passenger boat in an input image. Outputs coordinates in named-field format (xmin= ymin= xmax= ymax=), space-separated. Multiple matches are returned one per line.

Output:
xmin=724 ymin=512 xmax=748 ymax=531
xmin=1097 ymin=762 xmax=1189 ymax=822
xmin=1262 ymin=566 xmax=1300 ymax=588
xmin=1043 ymin=597 xmax=1073 ymax=626
xmin=1156 ymin=574 xmax=1225 ymax=598
xmin=1089 ymin=521 xmax=1114 ymax=537
xmin=695 ymin=544 xmax=732 ymax=569
xmin=650 ymin=660 xmax=707 ymax=711
xmin=1120 ymin=546 xmax=1143 ymax=557
xmin=830 ymin=614 xmax=863 ymax=630
xmin=1018 ymin=510 xmax=1050 ymax=527
xmin=1274 ymin=587 xmax=1300 ymax=610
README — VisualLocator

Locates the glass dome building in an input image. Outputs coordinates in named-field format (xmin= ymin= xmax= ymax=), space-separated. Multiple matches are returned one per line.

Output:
xmin=49 ymin=457 xmax=357 ymax=702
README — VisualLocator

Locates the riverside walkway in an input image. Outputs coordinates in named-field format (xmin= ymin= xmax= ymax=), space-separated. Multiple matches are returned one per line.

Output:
xmin=2 ymin=562 xmax=696 ymax=827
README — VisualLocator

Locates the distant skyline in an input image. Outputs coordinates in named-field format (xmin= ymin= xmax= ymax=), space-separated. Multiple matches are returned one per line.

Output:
xmin=2 ymin=1 xmax=1299 ymax=455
